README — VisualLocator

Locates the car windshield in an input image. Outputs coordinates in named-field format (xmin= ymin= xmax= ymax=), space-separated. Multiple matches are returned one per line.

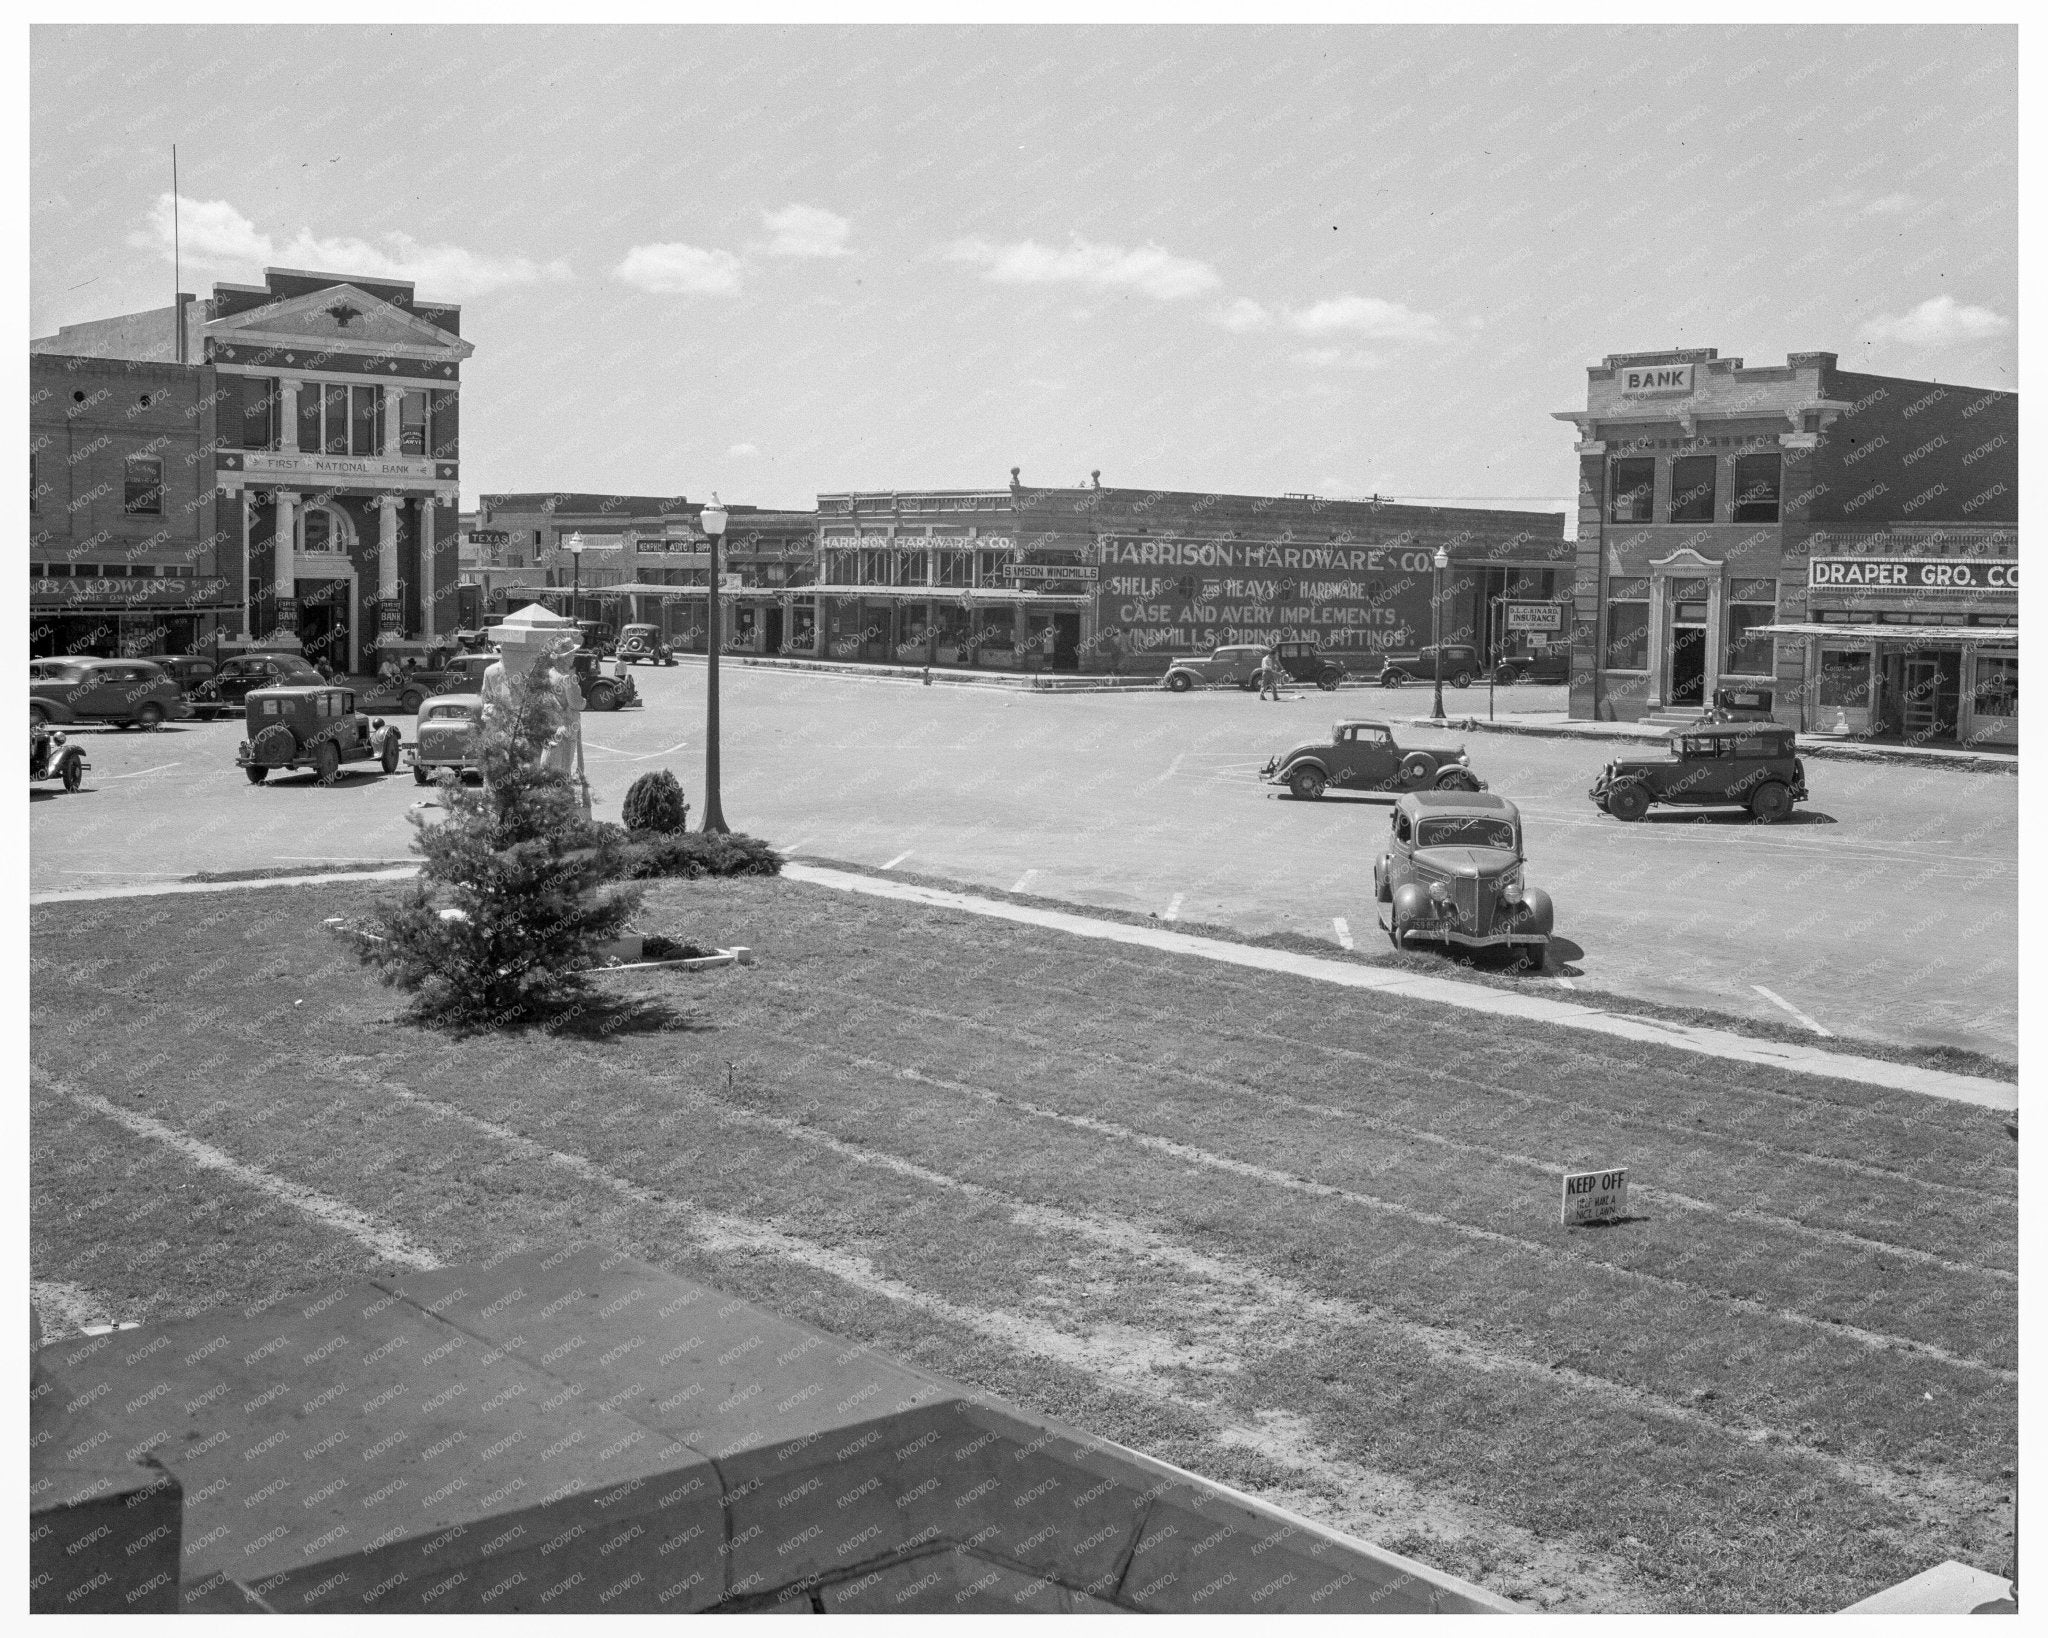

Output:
xmin=1415 ymin=815 xmax=1517 ymax=851
xmin=37 ymin=663 xmax=89 ymax=683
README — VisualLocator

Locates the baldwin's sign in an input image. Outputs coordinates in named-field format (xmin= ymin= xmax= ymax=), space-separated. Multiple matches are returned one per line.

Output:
xmin=1561 ymin=1167 xmax=1628 ymax=1226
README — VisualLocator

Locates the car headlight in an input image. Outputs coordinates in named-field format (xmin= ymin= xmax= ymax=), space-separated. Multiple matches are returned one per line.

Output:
xmin=1427 ymin=881 xmax=1451 ymax=904
xmin=1499 ymin=871 xmax=1523 ymax=904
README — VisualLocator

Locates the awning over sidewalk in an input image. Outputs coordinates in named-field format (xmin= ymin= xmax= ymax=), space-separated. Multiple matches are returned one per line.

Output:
xmin=1756 ymin=622 xmax=2017 ymax=646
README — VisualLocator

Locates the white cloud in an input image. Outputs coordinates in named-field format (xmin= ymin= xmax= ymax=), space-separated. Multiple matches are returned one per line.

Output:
xmin=1290 ymin=346 xmax=1385 ymax=370
xmin=761 ymin=204 xmax=851 ymax=258
xmin=1287 ymin=295 xmax=1439 ymax=340
xmin=1862 ymin=193 xmax=1915 ymax=215
xmin=128 ymin=193 xmax=572 ymax=298
xmin=1857 ymin=295 xmax=2011 ymax=347
xmin=1214 ymin=297 xmax=1275 ymax=333
xmin=944 ymin=235 xmax=1220 ymax=301
xmin=614 ymin=242 xmax=744 ymax=296
xmin=728 ymin=442 xmax=761 ymax=458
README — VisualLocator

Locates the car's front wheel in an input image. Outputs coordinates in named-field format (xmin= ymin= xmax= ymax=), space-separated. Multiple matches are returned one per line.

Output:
xmin=588 ymin=683 xmax=618 ymax=711
xmin=136 ymin=703 xmax=165 ymax=730
xmin=1749 ymin=781 xmax=1793 ymax=824
xmin=1607 ymin=782 xmax=1651 ymax=822
xmin=29 ymin=702 xmax=49 ymax=726
xmin=1289 ymin=766 xmax=1326 ymax=800
xmin=61 ymin=753 xmax=84 ymax=792
xmin=313 ymin=739 xmax=342 ymax=786
xmin=1166 ymin=673 xmax=1193 ymax=693
xmin=1449 ymin=669 xmax=1473 ymax=690
xmin=413 ymin=763 xmax=430 ymax=786
xmin=1380 ymin=671 xmax=1403 ymax=689
xmin=380 ymin=732 xmax=402 ymax=776
xmin=1318 ymin=671 xmax=1341 ymax=692
xmin=399 ymin=691 xmax=424 ymax=715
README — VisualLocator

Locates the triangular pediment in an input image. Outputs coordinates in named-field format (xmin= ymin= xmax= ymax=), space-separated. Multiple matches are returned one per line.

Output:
xmin=204 ymin=284 xmax=474 ymax=361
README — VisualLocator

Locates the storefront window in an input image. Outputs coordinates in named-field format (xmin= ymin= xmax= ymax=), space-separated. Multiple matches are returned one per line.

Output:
xmin=1605 ymin=576 xmax=1650 ymax=670
xmin=1817 ymin=649 xmax=1872 ymax=708
xmin=1971 ymin=657 xmax=2017 ymax=718
xmin=1724 ymin=576 xmax=1778 ymax=676
xmin=1669 ymin=455 xmax=1716 ymax=523
xmin=1732 ymin=454 xmax=1782 ymax=522
xmin=1608 ymin=458 xmax=1655 ymax=524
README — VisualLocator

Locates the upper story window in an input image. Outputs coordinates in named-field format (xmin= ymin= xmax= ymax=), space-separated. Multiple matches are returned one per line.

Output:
xmin=1608 ymin=457 xmax=1655 ymax=524
xmin=227 ymin=375 xmax=277 ymax=450
xmin=292 ymin=382 xmax=385 ymax=456
xmin=933 ymin=549 xmax=971 ymax=588
xmin=123 ymin=456 xmax=164 ymax=515
xmin=892 ymin=548 xmax=928 ymax=586
xmin=1669 ymin=455 xmax=1717 ymax=523
xmin=399 ymin=389 xmax=429 ymax=457
xmin=1732 ymin=453 xmax=1782 ymax=523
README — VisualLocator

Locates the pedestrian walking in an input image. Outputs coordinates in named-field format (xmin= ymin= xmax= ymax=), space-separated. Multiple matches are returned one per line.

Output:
xmin=1103 ymin=625 xmax=1125 ymax=680
xmin=1259 ymin=647 xmax=1284 ymax=701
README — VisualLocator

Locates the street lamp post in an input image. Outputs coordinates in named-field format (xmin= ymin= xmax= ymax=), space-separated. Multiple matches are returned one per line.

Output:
xmin=699 ymin=497 xmax=730 ymax=834
xmin=564 ymin=531 xmax=586 ymax=627
xmin=1431 ymin=545 xmax=1450 ymax=721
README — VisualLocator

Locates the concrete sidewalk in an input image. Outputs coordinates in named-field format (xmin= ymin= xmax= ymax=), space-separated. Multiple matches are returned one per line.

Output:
xmin=1399 ymin=711 xmax=2017 ymax=774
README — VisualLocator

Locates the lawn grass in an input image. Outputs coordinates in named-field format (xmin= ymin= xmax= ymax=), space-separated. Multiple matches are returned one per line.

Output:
xmin=29 ymin=874 xmax=2016 ymax=1612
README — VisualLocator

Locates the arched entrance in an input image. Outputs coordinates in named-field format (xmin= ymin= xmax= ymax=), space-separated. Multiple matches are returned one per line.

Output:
xmin=295 ymin=503 xmax=361 ymax=673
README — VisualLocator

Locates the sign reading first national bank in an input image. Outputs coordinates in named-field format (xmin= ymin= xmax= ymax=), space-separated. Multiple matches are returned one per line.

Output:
xmin=216 ymin=450 xmax=456 ymax=492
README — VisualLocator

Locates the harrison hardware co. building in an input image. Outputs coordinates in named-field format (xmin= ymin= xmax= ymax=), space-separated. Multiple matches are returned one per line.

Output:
xmin=1557 ymin=348 xmax=2017 ymax=748
xmin=476 ymin=473 xmax=1570 ymax=677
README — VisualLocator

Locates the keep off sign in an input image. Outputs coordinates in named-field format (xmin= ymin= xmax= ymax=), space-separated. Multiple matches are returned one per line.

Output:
xmin=1561 ymin=1168 xmax=1628 ymax=1225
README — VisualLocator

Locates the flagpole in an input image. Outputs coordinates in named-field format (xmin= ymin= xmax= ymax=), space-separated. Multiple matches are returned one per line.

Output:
xmin=171 ymin=146 xmax=181 ymax=360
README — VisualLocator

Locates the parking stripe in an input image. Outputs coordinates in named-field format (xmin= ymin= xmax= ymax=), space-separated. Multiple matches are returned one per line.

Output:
xmin=1752 ymin=985 xmax=1834 ymax=1037
xmin=880 ymin=850 xmax=913 ymax=870
xmin=1333 ymin=917 xmax=1353 ymax=950
xmin=1012 ymin=869 xmax=1039 ymax=894
xmin=1163 ymin=893 xmax=1184 ymax=922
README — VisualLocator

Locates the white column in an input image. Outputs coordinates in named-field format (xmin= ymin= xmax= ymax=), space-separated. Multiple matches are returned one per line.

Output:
xmin=420 ymin=498 xmax=437 ymax=640
xmin=273 ymin=491 xmax=298 ymax=597
xmin=278 ymin=379 xmax=303 ymax=452
xmin=377 ymin=496 xmax=401 ymax=601
xmin=239 ymin=492 xmax=252 ymax=639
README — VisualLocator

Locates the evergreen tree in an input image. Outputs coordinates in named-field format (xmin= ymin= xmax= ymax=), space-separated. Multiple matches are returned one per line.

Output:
xmin=351 ymin=652 xmax=642 ymax=1025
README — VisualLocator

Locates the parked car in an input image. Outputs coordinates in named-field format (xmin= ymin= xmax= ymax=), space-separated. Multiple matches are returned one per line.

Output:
xmin=1377 ymin=644 xmax=1483 ymax=690
xmin=29 ymin=657 xmax=187 ymax=729
xmin=1491 ymin=649 xmax=1571 ymax=686
xmin=236 ymin=685 xmax=403 ymax=785
xmin=569 ymin=651 xmax=638 ymax=711
xmin=137 ymin=653 xmax=217 ymax=695
xmin=437 ymin=653 xmax=498 ymax=695
xmin=1589 ymin=723 xmax=1808 ymax=823
xmin=190 ymin=652 xmax=323 ymax=719
xmin=615 ymin=623 xmax=676 ymax=666
xmin=406 ymin=694 xmax=483 ymax=785
xmin=1270 ymin=641 xmax=1348 ymax=692
xmin=30 ymin=718 xmax=89 ymax=792
xmin=357 ymin=662 xmax=458 ymax=715
xmin=1261 ymin=719 xmax=1483 ymax=801
xmin=1162 ymin=644 xmax=1272 ymax=693
xmin=1374 ymin=791 xmax=1552 ymax=964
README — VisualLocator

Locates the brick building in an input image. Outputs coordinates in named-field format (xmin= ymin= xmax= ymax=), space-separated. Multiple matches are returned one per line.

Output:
xmin=31 ymin=267 xmax=470 ymax=670
xmin=29 ymin=351 xmax=232 ymax=659
xmin=1555 ymin=349 xmax=2017 ymax=746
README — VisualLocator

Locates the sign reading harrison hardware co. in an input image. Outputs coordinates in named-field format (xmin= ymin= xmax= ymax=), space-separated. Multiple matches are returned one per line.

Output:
xmin=1809 ymin=556 xmax=2018 ymax=594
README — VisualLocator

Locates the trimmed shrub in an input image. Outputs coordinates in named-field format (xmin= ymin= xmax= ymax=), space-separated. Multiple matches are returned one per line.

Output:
xmin=349 ymin=653 xmax=643 ymax=1025
xmin=622 ymin=768 xmax=689 ymax=835
xmin=625 ymin=830 xmax=783 ymax=880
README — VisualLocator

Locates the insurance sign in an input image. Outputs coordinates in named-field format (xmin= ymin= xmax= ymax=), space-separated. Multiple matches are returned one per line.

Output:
xmin=1808 ymin=557 xmax=2017 ymax=594
xmin=1505 ymin=601 xmax=1563 ymax=631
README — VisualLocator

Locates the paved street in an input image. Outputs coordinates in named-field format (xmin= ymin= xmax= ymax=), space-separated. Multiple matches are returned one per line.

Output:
xmin=32 ymin=663 xmax=2017 ymax=1057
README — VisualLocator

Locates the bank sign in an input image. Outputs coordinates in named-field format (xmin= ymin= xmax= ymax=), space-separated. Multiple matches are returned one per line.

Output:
xmin=1808 ymin=556 xmax=2017 ymax=595
xmin=1618 ymin=363 xmax=1694 ymax=397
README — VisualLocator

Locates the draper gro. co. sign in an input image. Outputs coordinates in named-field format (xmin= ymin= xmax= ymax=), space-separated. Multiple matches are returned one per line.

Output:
xmin=1808 ymin=557 xmax=2018 ymax=594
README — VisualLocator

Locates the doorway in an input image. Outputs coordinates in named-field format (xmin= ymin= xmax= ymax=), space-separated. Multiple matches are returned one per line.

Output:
xmin=295 ymin=576 xmax=353 ymax=673
xmin=1051 ymin=611 xmax=1081 ymax=670
xmin=1896 ymin=648 xmax=1962 ymax=743
xmin=765 ymin=605 xmax=784 ymax=656
xmin=1669 ymin=626 xmax=1706 ymax=706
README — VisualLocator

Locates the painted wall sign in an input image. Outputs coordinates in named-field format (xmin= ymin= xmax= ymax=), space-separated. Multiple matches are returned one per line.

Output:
xmin=1004 ymin=563 xmax=1099 ymax=583
xmin=1561 ymin=1168 xmax=1629 ymax=1226
xmin=467 ymin=529 xmax=511 ymax=546
xmin=31 ymin=576 xmax=233 ymax=607
xmin=1808 ymin=557 xmax=2017 ymax=593
xmin=820 ymin=534 xmax=1013 ymax=551
xmin=1505 ymin=601 xmax=1563 ymax=631
xmin=226 ymin=451 xmax=446 ymax=487
xmin=1617 ymin=363 xmax=1695 ymax=397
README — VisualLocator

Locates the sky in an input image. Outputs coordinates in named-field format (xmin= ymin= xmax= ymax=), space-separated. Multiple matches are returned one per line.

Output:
xmin=29 ymin=24 xmax=2018 ymax=521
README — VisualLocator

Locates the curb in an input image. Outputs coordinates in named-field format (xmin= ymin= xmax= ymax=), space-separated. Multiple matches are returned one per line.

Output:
xmin=783 ymin=863 xmax=2014 ymax=1111
xmin=1399 ymin=716 xmax=2018 ymax=774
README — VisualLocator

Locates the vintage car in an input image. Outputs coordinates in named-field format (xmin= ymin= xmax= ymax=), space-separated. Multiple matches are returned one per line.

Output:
xmin=29 ymin=657 xmax=188 ymax=729
xmin=1270 ymin=640 xmax=1348 ymax=692
xmin=1261 ymin=719 xmax=1483 ymax=801
xmin=406 ymin=693 xmax=483 ymax=785
xmin=236 ymin=685 xmax=404 ymax=785
xmin=1374 ymin=791 xmax=1552 ymax=963
xmin=30 ymin=717 xmax=89 ymax=792
xmin=615 ymin=623 xmax=677 ymax=666
xmin=1491 ymin=648 xmax=1571 ymax=686
xmin=138 ymin=653 xmax=218 ymax=699
xmin=1376 ymin=644 xmax=1483 ymax=690
xmin=569 ymin=651 xmax=638 ymax=711
xmin=1589 ymin=723 xmax=1808 ymax=823
xmin=1162 ymin=644 xmax=1272 ymax=693
xmin=189 ymin=652 xmax=323 ymax=719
